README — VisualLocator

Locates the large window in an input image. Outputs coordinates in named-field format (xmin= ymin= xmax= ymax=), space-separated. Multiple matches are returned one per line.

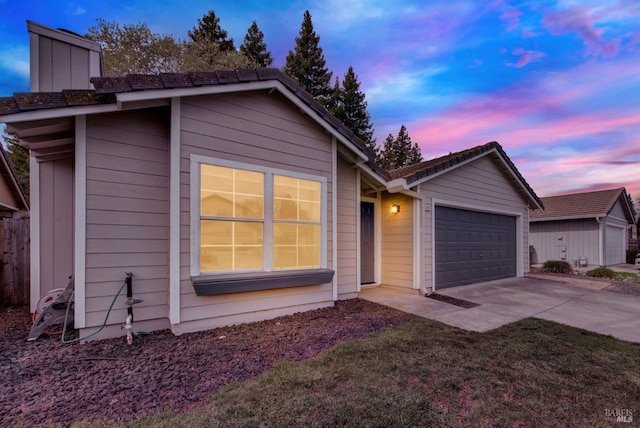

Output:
xmin=195 ymin=158 xmax=326 ymax=275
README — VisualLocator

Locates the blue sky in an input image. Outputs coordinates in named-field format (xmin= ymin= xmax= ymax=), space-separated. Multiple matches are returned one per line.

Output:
xmin=1 ymin=0 xmax=639 ymax=201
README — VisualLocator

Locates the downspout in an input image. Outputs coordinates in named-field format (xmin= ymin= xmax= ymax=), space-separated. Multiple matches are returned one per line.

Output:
xmin=596 ymin=216 xmax=603 ymax=265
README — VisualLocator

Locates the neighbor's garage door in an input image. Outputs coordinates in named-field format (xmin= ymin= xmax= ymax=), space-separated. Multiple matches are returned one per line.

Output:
xmin=435 ymin=206 xmax=516 ymax=289
xmin=605 ymin=225 xmax=624 ymax=266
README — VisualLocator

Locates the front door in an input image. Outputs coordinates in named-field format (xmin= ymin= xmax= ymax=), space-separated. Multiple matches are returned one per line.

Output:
xmin=361 ymin=202 xmax=375 ymax=284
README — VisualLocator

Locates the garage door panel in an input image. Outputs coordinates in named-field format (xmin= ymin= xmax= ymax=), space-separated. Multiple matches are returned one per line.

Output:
xmin=435 ymin=206 xmax=516 ymax=289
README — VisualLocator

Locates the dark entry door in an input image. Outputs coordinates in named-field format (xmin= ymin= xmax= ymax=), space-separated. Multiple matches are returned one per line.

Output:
xmin=435 ymin=206 xmax=516 ymax=289
xmin=361 ymin=202 xmax=375 ymax=284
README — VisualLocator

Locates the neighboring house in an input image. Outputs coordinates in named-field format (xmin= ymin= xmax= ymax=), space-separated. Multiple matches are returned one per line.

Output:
xmin=0 ymin=22 xmax=543 ymax=340
xmin=529 ymin=188 xmax=636 ymax=267
xmin=0 ymin=146 xmax=29 ymax=216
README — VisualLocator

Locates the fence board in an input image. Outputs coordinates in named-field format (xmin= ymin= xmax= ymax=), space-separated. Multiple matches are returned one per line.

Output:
xmin=1 ymin=213 xmax=30 ymax=306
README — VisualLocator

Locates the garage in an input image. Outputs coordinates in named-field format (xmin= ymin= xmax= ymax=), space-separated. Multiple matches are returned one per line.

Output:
xmin=435 ymin=206 xmax=517 ymax=289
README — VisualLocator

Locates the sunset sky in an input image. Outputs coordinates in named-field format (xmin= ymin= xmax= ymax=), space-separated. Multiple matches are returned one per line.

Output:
xmin=1 ymin=0 xmax=638 ymax=202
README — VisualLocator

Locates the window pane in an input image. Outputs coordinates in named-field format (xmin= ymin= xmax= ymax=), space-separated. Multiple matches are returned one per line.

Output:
xmin=201 ymin=220 xmax=232 ymax=245
xmin=234 ymin=247 xmax=262 ymax=270
xmin=274 ymin=246 xmax=296 ymax=270
xmin=273 ymin=223 xmax=320 ymax=269
xmin=274 ymin=175 xmax=321 ymax=221
xmin=299 ymin=201 xmax=320 ymax=222
xmin=201 ymin=220 xmax=263 ymax=272
xmin=201 ymin=247 xmax=232 ymax=271
xmin=201 ymin=165 xmax=263 ymax=218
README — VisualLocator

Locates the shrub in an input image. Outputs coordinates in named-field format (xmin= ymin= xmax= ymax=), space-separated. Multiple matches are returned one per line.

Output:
xmin=627 ymin=249 xmax=640 ymax=265
xmin=541 ymin=260 xmax=573 ymax=274
xmin=586 ymin=267 xmax=615 ymax=279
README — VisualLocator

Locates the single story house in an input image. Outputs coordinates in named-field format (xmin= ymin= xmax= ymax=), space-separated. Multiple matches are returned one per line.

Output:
xmin=529 ymin=188 xmax=635 ymax=267
xmin=0 ymin=22 xmax=543 ymax=340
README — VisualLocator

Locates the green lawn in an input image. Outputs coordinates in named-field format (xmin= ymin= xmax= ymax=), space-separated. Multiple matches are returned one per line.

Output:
xmin=80 ymin=318 xmax=640 ymax=427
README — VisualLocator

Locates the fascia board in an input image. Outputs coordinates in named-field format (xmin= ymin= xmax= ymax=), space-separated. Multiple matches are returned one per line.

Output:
xmin=530 ymin=214 xmax=605 ymax=222
xmin=0 ymin=103 xmax=118 ymax=124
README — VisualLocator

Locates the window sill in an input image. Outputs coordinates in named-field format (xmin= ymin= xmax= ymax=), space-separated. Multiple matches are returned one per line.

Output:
xmin=191 ymin=268 xmax=335 ymax=296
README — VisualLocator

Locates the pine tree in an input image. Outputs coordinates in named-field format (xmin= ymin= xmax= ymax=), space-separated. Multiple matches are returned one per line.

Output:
xmin=188 ymin=11 xmax=236 ymax=53
xmin=338 ymin=66 xmax=375 ymax=150
xmin=240 ymin=21 xmax=273 ymax=67
xmin=284 ymin=10 xmax=333 ymax=105
xmin=376 ymin=125 xmax=423 ymax=170
xmin=2 ymin=131 xmax=29 ymax=200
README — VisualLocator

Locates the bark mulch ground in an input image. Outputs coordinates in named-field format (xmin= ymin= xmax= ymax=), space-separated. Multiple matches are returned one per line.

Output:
xmin=0 ymin=300 xmax=416 ymax=427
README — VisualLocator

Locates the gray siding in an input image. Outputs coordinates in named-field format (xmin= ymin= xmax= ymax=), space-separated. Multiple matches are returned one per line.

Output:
xmin=529 ymin=219 xmax=600 ymax=265
xmin=34 ymin=33 xmax=100 ymax=92
xmin=336 ymin=156 xmax=358 ymax=298
xmin=419 ymin=155 xmax=529 ymax=290
xmin=380 ymin=193 xmax=414 ymax=288
xmin=178 ymin=91 xmax=335 ymax=331
xmin=38 ymin=157 xmax=74 ymax=294
xmin=84 ymin=110 xmax=170 ymax=327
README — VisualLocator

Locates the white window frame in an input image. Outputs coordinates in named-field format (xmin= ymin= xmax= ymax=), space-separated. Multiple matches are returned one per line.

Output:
xmin=190 ymin=154 xmax=328 ymax=277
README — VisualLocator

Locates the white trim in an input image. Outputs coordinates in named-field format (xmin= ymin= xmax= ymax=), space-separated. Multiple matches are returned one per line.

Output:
xmin=74 ymin=115 xmax=87 ymax=328
xmin=29 ymin=155 xmax=40 ymax=312
xmin=413 ymin=196 xmax=421 ymax=290
xmin=432 ymin=199 xmax=524 ymax=217
xmin=356 ymin=169 xmax=361 ymax=292
xmin=189 ymin=154 xmax=328 ymax=275
xmin=0 ymin=104 xmax=119 ymax=124
xmin=430 ymin=198 xmax=524 ymax=291
xmin=530 ymin=214 xmax=607 ymax=222
xmin=29 ymin=31 xmax=39 ymax=92
xmin=169 ymin=98 xmax=181 ymax=324
xmin=331 ymin=138 xmax=338 ymax=301
xmin=189 ymin=159 xmax=200 ymax=277
xmin=608 ymin=214 xmax=629 ymax=224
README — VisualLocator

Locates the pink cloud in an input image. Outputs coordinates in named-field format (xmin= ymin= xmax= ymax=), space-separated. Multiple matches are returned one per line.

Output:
xmin=507 ymin=47 xmax=547 ymax=68
xmin=542 ymin=5 xmax=620 ymax=57
xmin=500 ymin=8 xmax=522 ymax=32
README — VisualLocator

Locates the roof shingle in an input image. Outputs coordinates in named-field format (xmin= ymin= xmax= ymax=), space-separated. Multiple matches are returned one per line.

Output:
xmin=530 ymin=188 xmax=634 ymax=222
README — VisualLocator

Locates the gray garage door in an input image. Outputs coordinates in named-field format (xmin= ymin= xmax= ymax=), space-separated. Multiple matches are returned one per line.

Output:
xmin=435 ymin=206 xmax=516 ymax=289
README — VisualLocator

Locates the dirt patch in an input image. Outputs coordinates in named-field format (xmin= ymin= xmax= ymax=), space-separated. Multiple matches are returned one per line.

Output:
xmin=426 ymin=293 xmax=479 ymax=308
xmin=0 ymin=300 xmax=416 ymax=427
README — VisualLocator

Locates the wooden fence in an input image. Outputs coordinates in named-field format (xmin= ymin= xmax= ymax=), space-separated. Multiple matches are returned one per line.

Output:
xmin=0 ymin=214 xmax=30 ymax=306
xmin=630 ymin=240 xmax=640 ymax=251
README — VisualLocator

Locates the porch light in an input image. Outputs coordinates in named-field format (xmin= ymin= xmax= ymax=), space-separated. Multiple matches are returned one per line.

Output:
xmin=391 ymin=204 xmax=400 ymax=214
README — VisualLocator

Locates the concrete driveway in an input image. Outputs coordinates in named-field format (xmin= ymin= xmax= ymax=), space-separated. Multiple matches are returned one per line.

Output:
xmin=359 ymin=277 xmax=640 ymax=344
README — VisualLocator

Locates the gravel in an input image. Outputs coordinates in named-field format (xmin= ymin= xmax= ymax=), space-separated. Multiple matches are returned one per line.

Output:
xmin=0 ymin=300 xmax=416 ymax=427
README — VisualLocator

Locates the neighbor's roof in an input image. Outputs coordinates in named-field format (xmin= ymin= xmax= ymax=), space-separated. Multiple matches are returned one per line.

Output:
xmin=530 ymin=187 xmax=635 ymax=223
xmin=389 ymin=141 xmax=544 ymax=210
xmin=0 ymin=146 xmax=29 ymax=211
xmin=0 ymin=68 xmax=388 ymax=181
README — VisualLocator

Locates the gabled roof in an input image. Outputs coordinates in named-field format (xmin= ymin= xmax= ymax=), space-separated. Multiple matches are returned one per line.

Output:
xmin=388 ymin=141 xmax=544 ymax=210
xmin=0 ymin=146 xmax=29 ymax=211
xmin=530 ymin=187 xmax=635 ymax=223
xmin=0 ymin=68 xmax=388 ymax=183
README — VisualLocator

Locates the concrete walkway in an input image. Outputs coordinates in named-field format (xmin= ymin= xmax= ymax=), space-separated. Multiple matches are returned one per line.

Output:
xmin=359 ymin=277 xmax=640 ymax=344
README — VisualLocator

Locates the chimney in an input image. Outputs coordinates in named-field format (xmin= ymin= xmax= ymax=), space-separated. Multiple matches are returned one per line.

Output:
xmin=27 ymin=20 xmax=102 ymax=92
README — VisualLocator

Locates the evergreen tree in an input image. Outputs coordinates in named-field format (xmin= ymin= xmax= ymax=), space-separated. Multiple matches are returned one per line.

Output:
xmin=240 ymin=21 xmax=273 ymax=67
xmin=376 ymin=125 xmax=423 ymax=170
xmin=2 ymin=131 xmax=29 ymax=200
xmin=284 ymin=10 xmax=333 ymax=105
xmin=326 ymin=77 xmax=343 ymax=120
xmin=188 ymin=10 xmax=236 ymax=54
xmin=338 ymin=66 xmax=375 ymax=150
